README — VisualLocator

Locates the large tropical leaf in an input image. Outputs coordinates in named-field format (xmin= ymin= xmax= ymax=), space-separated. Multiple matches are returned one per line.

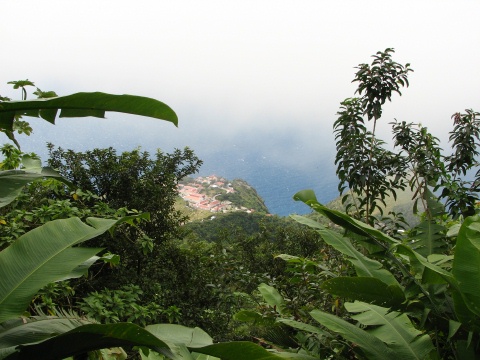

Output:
xmin=292 ymin=215 xmax=399 ymax=287
xmin=0 ymin=168 xmax=68 ymax=208
xmin=396 ymin=244 xmax=453 ymax=284
xmin=321 ymin=277 xmax=405 ymax=307
xmin=318 ymin=227 xmax=400 ymax=286
xmin=396 ymin=243 xmax=480 ymax=329
xmin=345 ymin=301 xmax=434 ymax=360
xmin=139 ymin=347 xmax=169 ymax=360
xmin=141 ymin=339 xmax=291 ymax=360
xmin=309 ymin=309 xmax=395 ymax=360
xmin=452 ymin=215 xmax=480 ymax=319
xmin=0 ymin=155 xmax=72 ymax=209
xmin=0 ymin=217 xmax=117 ymax=322
xmin=408 ymin=219 xmax=447 ymax=257
xmin=143 ymin=325 xmax=296 ymax=359
xmin=453 ymin=215 xmax=480 ymax=306
xmin=4 ymin=323 xmax=173 ymax=360
xmin=191 ymin=354 xmax=221 ymax=360
xmin=192 ymin=342 xmax=285 ymax=360
xmin=258 ymin=283 xmax=286 ymax=315
xmin=292 ymin=190 xmax=398 ymax=245
xmin=0 ymin=314 xmax=93 ymax=358
xmin=141 ymin=324 xmax=212 ymax=360
xmin=0 ymin=92 xmax=178 ymax=131
xmin=145 ymin=324 xmax=213 ymax=349
xmin=454 ymin=339 xmax=480 ymax=360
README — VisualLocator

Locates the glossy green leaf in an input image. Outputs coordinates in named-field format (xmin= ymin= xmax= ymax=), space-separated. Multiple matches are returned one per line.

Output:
xmin=409 ymin=220 xmax=446 ymax=257
xmin=397 ymin=243 xmax=480 ymax=328
xmin=0 ymin=217 xmax=117 ymax=322
xmin=396 ymin=244 xmax=454 ymax=283
xmin=453 ymin=215 xmax=480 ymax=316
xmin=310 ymin=309 xmax=395 ymax=360
xmin=289 ymin=215 xmax=325 ymax=231
xmin=6 ymin=323 xmax=172 ymax=360
xmin=193 ymin=342 xmax=284 ymax=360
xmin=321 ymin=277 xmax=405 ymax=307
xmin=145 ymin=324 xmax=213 ymax=349
xmin=0 ymin=167 xmax=70 ymax=208
xmin=191 ymin=353 xmax=220 ymax=360
xmin=138 ymin=347 xmax=168 ymax=360
xmin=258 ymin=283 xmax=286 ymax=315
xmin=292 ymin=217 xmax=399 ymax=287
xmin=448 ymin=320 xmax=462 ymax=340
xmin=0 ymin=92 xmax=178 ymax=131
xmin=345 ymin=301 xmax=434 ymax=360
xmin=446 ymin=223 xmax=461 ymax=238
xmin=142 ymin=324 xmax=216 ymax=360
xmin=0 ymin=315 xmax=93 ymax=358
xmin=59 ymin=255 xmax=100 ymax=281
xmin=292 ymin=191 xmax=398 ymax=245
xmin=19 ymin=155 xmax=41 ymax=170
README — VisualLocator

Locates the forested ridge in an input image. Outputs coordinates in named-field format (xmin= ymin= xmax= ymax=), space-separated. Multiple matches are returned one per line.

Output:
xmin=1 ymin=50 xmax=480 ymax=359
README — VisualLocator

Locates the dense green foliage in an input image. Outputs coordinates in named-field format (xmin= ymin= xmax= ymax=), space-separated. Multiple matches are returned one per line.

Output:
xmin=0 ymin=82 xmax=290 ymax=359
xmin=1 ymin=47 xmax=480 ymax=359
xmin=45 ymin=145 xmax=202 ymax=294
xmin=238 ymin=49 xmax=480 ymax=359
xmin=334 ymin=48 xmax=480 ymax=228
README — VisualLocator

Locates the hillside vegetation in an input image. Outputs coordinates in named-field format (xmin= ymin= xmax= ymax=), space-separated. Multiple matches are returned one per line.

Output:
xmin=2 ymin=49 xmax=480 ymax=359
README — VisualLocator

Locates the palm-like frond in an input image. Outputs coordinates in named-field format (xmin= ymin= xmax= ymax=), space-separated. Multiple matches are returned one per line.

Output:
xmin=345 ymin=301 xmax=434 ymax=360
xmin=0 ymin=310 xmax=96 ymax=358
xmin=408 ymin=220 xmax=447 ymax=257
xmin=0 ymin=217 xmax=116 ymax=323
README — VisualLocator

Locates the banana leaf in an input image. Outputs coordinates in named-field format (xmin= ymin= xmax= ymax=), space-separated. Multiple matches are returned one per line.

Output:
xmin=0 ymin=217 xmax=118 ymax=322
xmin=292 ymin=215 xmax=399 ymax=287
xmin=4 ymin=323 xmax=173 ymax=360
xmin=0 ymin=314 xmax=93 ymax=358
xmin=310 ymin=309 xmax=395 ymax=360
xmin=452 ymin=215 xmax=480 ymax=325
xmin=345 ymin=301 xmax=434 ymax=360
xmin=0 ymin=167 xmax=70 ymax=208
xmin=258 ymin=283 xmax=286 ymax=315
xmin=292 ymin=190 xmax=398 ymax=245
xmin=0 ymin=92 xmax=178 ymax=131
xmin=192 ymin=342 xmax=285 ymax=360
xmin=321 ymin=277 xmax=405 ymax=307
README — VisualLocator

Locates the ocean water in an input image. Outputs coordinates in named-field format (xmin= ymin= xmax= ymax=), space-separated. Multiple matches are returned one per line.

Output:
xmin=3 ymin=116 xmax=340 ymax=216
xmin=196 ymin=148 xmax=339 ymax=216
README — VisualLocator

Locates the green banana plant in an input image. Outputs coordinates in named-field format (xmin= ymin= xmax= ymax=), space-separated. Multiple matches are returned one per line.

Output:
xmin=0 ymin=92 xmax=178 ymax=131
xmin=0 ymin=91 xmax=177 ymax=357
xmin=309 ymin=304 xmax=433 ymax=360
xmin=290 ymin=189 xmax=480 ymax=359
xmin=0 ymin=216 xmax=142 ymax=324
xmin=0 ymin=154 xmax=70 ymax=208
xmin=3 ymin=321 xmax=291 ymax=359
xmin=0 ymin=91 xmax=294 ymax=359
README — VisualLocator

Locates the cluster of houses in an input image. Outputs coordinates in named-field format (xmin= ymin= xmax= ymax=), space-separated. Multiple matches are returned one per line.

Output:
xmin=178 ymin=175 xmax=251 ymax=213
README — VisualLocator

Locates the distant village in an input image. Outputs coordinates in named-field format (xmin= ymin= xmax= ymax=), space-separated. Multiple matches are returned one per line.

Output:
xmin=178 ymin=175 xmax=255 ymax=213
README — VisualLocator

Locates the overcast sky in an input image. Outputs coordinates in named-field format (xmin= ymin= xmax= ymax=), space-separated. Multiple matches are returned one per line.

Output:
xmin=2 ymin=0 xmax=480 ymax=164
